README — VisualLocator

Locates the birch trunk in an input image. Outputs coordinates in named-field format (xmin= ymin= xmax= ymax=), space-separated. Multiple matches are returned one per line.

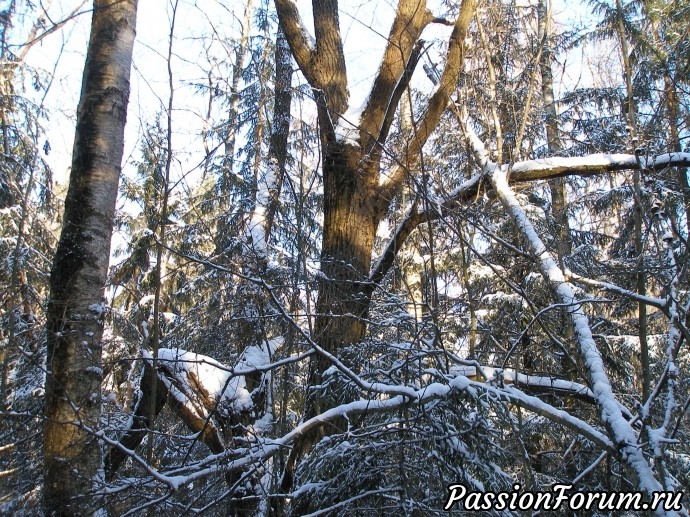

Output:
xmin=43 ymin=1 xmax=137 ymax=514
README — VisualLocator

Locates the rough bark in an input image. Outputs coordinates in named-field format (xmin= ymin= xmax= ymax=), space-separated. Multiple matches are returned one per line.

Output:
xmin=275 ymin=0 xmax=478 ymax=491
xmin=276 ymin=0 xmax=476 ymax=377
xmin=663 ymin=68 xmax=690 ymax=238
xmin=275 ymin=0 xmax=348 ymax=139
xmin=377 ymin=0 xmax=476 ymax=205
xmin=43 ymin=1 xmax=137 ymax=514
xmin=359 ymin=0 xmax=430 ymax=151
xmin=307 ymin=143 xmax=382 ymax=417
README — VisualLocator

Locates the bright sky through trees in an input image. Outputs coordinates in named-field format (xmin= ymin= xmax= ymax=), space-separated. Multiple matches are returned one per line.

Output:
xmin=21 ymin=0 xmax=595 ymax=191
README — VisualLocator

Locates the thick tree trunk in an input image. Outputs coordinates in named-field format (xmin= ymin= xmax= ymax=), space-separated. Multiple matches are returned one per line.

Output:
xmin=275 ymin=0 xmax=477 ymax=492
xmin=308 ymin=143 xmax=382 ymax=416
xmin=43 ymin=1 xmax=137 ymax=514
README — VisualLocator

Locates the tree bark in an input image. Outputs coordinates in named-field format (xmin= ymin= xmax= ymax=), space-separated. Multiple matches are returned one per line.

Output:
xmin=275 ymin=0 xmax=477 ymax=490
xmin=43 ymin=1 xmax=137 ymax=514
xmin=275 ymin=0 xmax=475 ymax=386
xmin=264 ymin=25 xmax=293 ymax=244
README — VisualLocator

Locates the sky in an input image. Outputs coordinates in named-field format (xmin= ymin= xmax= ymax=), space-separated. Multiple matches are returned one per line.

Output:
xmin=15 ymin=0 xmax=602 ymax=205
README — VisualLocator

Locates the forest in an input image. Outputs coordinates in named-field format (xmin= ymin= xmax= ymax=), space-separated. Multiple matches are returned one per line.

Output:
xmin=1 ymin=0 xmax=689 ymax=514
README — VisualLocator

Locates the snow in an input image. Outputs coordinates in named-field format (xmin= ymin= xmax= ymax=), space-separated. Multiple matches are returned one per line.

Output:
xmin=246 ymin=205 xmax=267 ymax=258
xmin=490 ymin=166 xmax=669 ymax=505
xmin=449 ymin=375 xmax=470 ymax=391
xmin=334 ymin=99 xmax=366 ymax=145
xmin=156 ymin=347 xmax=251 ymax=410
xmin=504 ymin=152 xmax=690 ymax=187
xmin=569 ymin=273 xmax=667 ymax=309
xmin=138 ymin=295 xmax=155 ymax=306
xmin=146 ymin=339 xmax=279 ymax=412
xmin=88 ymin=302 xmax=107 ymax=316
xmin=469 ymin=263 xmax=504 ymax=280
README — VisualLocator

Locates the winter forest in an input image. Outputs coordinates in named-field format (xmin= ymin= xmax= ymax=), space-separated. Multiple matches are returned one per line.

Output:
xmin=1 ymin=0 xmax=690 ymax=514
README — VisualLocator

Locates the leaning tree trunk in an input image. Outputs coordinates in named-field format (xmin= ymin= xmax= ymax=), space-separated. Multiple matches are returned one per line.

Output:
xmin=43 ymin=1 xmax=138 ymax=514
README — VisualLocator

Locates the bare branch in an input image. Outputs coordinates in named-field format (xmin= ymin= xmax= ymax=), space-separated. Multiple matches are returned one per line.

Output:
xmin=378 ymin=0 xmax=477 ymax=203
xmin=359 ymin=0 xmax=431 ymax=149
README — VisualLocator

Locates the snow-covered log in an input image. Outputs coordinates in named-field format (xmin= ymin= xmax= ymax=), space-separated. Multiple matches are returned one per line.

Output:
xmin=106 ymin=339 xmax=279 ymax=478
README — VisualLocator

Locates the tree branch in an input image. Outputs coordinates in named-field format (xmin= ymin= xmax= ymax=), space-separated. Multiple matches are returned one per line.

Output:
xmin=489 ymin=166 xmax=669 ymax=507
xmin=509 ymin=152 xmax=690 ymax=182
xmin=370 ymin=151 xmax=690 ymax=285
xmin=359 ymin=0 xmax=431 ymax=149
xmin=377 ymin=0 xmax=477 ymax=204
xmin=375 ymin=39 xmax=426 ymax=151
xmin=274 ymin=0 xmax=316 ymax=85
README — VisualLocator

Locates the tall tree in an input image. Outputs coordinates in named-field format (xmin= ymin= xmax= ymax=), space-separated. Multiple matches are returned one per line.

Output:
xmin=538 ymin=0 xmax=570 ymax=262
xmin=275 ymin=0 xmax=478 ymax=476
xmin=43 ymin=0 xmax=138 ymax=514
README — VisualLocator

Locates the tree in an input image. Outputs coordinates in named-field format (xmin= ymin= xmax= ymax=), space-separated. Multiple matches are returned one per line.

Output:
xmin=272 ymin=0 xmax=690 ymax=508
xmin=275 ymin=0 xmax=478 ymax=477
xmin=43 ymin=0 xmax=138 ymax=513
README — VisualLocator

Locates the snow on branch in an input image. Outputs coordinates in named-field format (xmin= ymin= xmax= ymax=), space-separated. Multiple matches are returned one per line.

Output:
xmin=450 ymin=364 xmax=597 ymax=404
xmin=146 ymin=339 xmax=280 ymax=418
xmin=508 ymin=152 xmax=690 ymax=182
xmin=568 ymin=272 xmax=668 ymax=310
xmin=106 ymin=371 xmax=615 ymax=492
xmin=489 ymin=167 xmax=676 ymax=513
xmin=107 ymin=340 xmax=283 ymax=479
xmin=371 ymin=149 xmax=690 ymax=285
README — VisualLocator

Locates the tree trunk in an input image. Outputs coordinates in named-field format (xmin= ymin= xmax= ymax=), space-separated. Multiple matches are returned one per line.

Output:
xmin=222 ymin=0 xmax=254 ymax=191
xmin=664 ymin=72 xmax=690 ymax=235
xmin=275 ymin=0 xmax=476 ymax=491
xmin=614 ymin=0 xmax=649 ymax=401
xmin=537 ymin=0 xmax=570 ymax=262
xmin=308 ymin=143 xmax=383 ymax=417
xmin=43 ymin=1 xmax=137 ymax=514
xmin=264 ymin=25 xmax=293 ymax=244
